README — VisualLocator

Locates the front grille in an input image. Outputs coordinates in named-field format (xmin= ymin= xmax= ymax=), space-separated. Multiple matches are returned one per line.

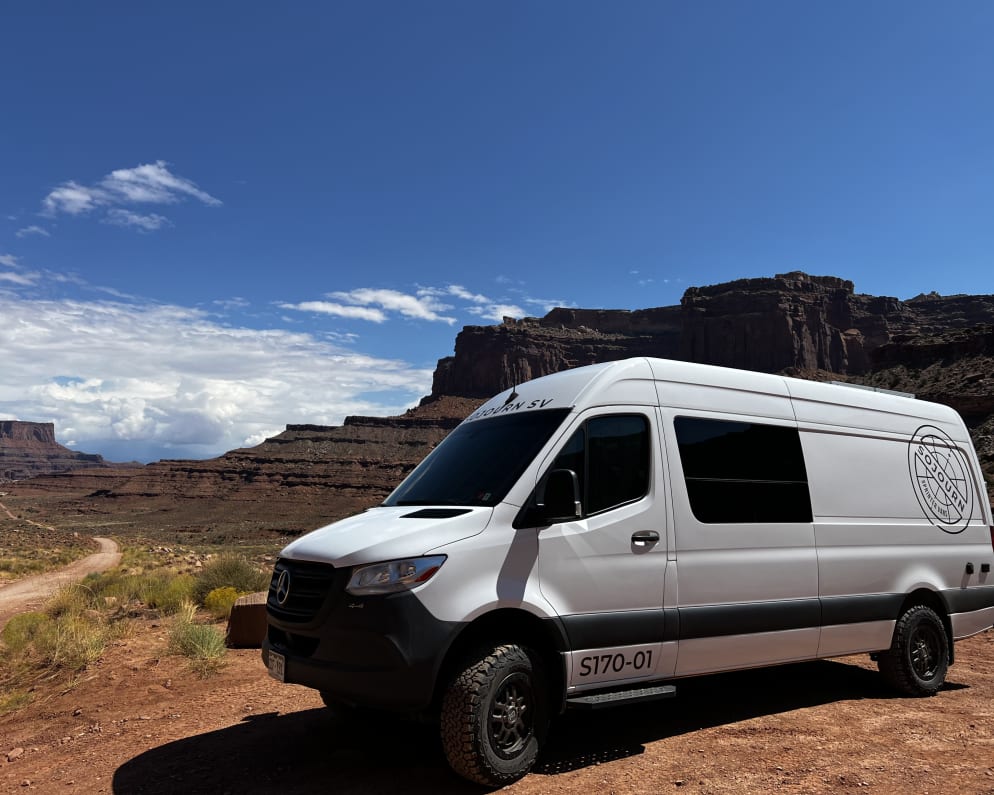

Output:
xmin=267 ymin=626 xmax=320 ymax=656
xmin=267 ymin=558 xmax=340 ymax=623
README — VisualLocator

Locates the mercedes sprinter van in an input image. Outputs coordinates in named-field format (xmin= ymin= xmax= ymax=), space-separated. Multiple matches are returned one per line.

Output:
xmin=263 ymin=357 xmax=994 ymax=786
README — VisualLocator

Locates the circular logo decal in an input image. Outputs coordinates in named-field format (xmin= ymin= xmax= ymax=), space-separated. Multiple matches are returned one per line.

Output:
xmin=908 ymin=425 xmax=974 ymax=534
xmin=276 ymin=569 xmax=292 ymax=605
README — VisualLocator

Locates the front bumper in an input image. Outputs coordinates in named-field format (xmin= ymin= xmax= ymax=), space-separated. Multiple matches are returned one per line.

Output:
xmin=262 ymin=558 xmax=461 ymax=712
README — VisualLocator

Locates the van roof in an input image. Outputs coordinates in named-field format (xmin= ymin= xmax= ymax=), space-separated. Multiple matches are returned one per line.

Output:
xmin=466 ymin=357 xmax=964 ymax=436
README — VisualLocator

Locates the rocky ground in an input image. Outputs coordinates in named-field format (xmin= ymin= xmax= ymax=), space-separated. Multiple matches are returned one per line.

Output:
xmin=1 ymin=612 xmax=993 ymax=794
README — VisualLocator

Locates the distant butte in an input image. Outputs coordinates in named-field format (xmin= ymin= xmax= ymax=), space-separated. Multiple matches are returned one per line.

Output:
xmin=0 ymin=421 xmax=117 ymax=482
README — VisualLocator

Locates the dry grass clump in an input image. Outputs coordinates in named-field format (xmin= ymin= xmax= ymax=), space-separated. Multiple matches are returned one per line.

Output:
xmin=169 ymin=600 xmax=227 ymax=677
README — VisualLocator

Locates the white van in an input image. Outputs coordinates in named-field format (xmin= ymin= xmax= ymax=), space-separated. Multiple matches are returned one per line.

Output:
xmin=263 ymin=357 xmax=994 ymax=786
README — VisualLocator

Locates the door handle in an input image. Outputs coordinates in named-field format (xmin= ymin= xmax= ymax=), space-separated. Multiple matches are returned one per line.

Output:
xmin=631 ymin=530 xmax=660 ymax=547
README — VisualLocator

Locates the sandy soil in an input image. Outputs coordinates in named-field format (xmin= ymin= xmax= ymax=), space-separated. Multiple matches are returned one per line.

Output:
xmin=0 ymin=537 xmax=121 ymax=630
xmin=1 ymin=619 xmax=992 ymax=795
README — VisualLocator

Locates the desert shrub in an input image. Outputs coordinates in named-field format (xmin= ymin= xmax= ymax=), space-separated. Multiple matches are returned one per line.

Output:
xmin=1 ymin=611 xmax=48 ymax=652
xmin=44 ymin=582 xmax=97 ymax=618
xmin=204 ymin=586 xmax=241 ymax=620
xmin=194 ymin=554 xmax=269 ymax=604
xmin=82 ymin=569 xmax=197 ymax=615
xmin=138 ymin=573 xmax=197 ymax=614
xmin=3 ymin=587 xmax=109 ymax=674
xmin=34 ymin=612 xmax=107 ymax=671
xmin=169 ymin=600 xmax=226 ymax=677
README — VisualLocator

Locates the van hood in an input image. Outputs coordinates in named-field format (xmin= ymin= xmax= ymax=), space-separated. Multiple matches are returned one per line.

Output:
xmin=279 ymin=505 xmax=493 ymax=568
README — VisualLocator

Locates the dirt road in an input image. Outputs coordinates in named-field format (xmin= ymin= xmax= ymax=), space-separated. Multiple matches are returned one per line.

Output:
xmin=0 ymin=536 xmax=121 ymax=630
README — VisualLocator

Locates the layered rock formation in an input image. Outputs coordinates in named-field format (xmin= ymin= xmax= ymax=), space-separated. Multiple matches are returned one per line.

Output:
xmin=428 ymin=272 xmax=994 ymax=400
xmin=8 ymin=397 xmax=482 ymax=541
xmin=0 ymin=421 xmax=108 ymax=482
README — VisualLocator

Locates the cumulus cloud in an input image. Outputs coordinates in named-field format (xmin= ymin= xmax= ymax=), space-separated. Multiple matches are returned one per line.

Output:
xmin=0 ymin=295 xmax=432 ymax=462
xmin=16 ymin=224 xmax=50 ymax=238
xmin=39 ymin=161 xmax=220 ymax=231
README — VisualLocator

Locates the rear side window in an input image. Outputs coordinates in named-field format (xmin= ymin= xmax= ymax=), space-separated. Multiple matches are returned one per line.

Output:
xmin=553 ymin=414 xmax=650 ymax=516
xmin=674 ymin=417 xmax=812 ymax=523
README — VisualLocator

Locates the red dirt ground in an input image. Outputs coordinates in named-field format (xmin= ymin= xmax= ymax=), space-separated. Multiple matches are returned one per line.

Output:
xmin=1 ymin=619 xmax=993 ymax=794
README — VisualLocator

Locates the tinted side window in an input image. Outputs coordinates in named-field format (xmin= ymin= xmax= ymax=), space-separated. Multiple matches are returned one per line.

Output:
xmin=553 ymin=414 xmax=650 ymax=516
xmin=674 ymin=417 xmax=812 ymax=523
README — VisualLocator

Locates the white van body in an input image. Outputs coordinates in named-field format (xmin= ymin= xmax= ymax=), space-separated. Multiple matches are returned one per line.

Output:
xmin=264 ymin=358 xmax=994 ymax=785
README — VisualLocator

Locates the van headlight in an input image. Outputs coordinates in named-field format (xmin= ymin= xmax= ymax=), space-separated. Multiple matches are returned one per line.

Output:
xmin=346 ymin=555 xmax=447 ymax=596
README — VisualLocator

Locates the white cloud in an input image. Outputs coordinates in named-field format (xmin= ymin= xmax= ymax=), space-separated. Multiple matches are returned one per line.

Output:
xmin=0 ymin=296 xmax=432 ymax=462
xmin=213 ymin=297 xmax=250 ymax=310
xmin=420 ymin=284 xmax=490 ymax=304
xmin=0 ymin=254 xmax=18 ymax=267
xmin=283 ymin=283 xmax=569 ymax=326
xmin=16 ymin=225 xmax=50 ymax=238
xmin=522 ymin=295 xmax=571 ymax=314
xmin=468 ymin=303 xmax=525 ymax=321
xmin=329 ymin=288 xmax=457 ymax=324
xmin=39 ymin=161 xmax=220 ymax=230
xmin=281 ymin=300 xmax=387 ymax=322
xmin=43 ymin=181 xmax=108 ymax=216
xmin=0 ymin=270 xmax=40 ymax=287
xmin=104 ymin=209 xmax=171 ymax=231
xmin=100 ymin=160 xmax=221 ymax=207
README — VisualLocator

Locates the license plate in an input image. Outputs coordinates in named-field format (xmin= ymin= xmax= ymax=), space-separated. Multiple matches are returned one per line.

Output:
xmin=268 ymin=650 xmax=285 ymax=682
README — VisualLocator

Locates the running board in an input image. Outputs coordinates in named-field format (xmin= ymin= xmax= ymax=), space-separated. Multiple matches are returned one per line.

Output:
xmin=566 ymin=683 xmax=677 ymax=711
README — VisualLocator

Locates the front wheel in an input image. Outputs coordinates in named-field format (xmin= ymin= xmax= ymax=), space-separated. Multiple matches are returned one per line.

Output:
xmin=877 ymin=604 xmax=949 ymax=697
xmin=440 ymin=644 xmax=548 ymax=787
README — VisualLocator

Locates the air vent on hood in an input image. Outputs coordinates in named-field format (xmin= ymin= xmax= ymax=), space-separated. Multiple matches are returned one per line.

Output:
xmin=401 ymin=508 xmax=473 ymax=519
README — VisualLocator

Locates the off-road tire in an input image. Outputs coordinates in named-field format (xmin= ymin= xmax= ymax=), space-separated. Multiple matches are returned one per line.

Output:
xmin=878 ymin=604 xmax=949 ymax=697
xmin=440 ymin=644 xmax=547 ymax=787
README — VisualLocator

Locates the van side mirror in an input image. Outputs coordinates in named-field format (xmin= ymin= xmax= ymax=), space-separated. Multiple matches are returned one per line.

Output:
xmin=537 ymin=468 xmax=582 ymax=523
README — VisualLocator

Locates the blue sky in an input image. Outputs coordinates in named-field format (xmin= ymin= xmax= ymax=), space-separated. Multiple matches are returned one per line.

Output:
xmin=2 ymin=2 xmax=993 ymax=462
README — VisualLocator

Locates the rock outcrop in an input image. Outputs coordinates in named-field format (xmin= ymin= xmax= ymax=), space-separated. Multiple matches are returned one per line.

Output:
xmin=427 ymin=272 xmax=994 ymax=400
xmin=0 ymin=421 xmax=108 ymax=482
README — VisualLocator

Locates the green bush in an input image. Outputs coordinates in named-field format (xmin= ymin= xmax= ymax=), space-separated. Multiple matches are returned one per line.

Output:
xmin=194 ymin=555 xmax=269 ymax=604
xmin=204 ymin=586 xmax=241 ymax=620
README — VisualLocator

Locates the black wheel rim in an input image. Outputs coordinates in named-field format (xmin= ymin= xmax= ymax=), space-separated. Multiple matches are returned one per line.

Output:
xmin=487 ymin=671 xmax=534 ymax=760
xmin=909 ymin=623 xmax=942 ymax=681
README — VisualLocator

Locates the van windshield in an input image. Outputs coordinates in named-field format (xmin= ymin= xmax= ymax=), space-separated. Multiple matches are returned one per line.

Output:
xmin=384 ymin=408 xmax=571 ymax=508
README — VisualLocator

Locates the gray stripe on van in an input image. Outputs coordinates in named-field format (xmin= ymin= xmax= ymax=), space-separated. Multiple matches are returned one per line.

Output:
xmin=558 ymin=587 xmax=994 ymax=650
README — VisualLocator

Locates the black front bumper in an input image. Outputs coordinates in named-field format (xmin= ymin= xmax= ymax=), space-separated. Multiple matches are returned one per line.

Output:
xmin=262 ymin=558 xmax=462 ymax=712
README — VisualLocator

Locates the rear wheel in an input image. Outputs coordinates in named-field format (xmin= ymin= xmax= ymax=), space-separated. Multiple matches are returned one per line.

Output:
xmin=878 ymin=604 xmax=949 ymax=696
xmin=440 ymin=643 xmax=548 ymax=786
